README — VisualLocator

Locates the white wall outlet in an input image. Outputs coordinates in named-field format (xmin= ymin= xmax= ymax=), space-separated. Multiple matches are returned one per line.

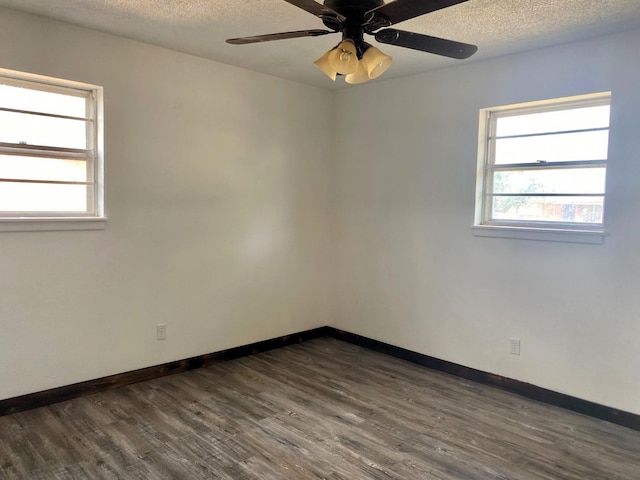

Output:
xmin=156 ymin=323 xmax=167 ymax=341
xmin=510 ymin=338 xmax=521 ymax=355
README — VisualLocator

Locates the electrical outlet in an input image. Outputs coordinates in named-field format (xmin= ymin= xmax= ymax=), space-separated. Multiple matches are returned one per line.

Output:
xmin=510 ymin=338 xmax=521 ymax=356
xmin=156 ymin=324 xmax=167 ymax=341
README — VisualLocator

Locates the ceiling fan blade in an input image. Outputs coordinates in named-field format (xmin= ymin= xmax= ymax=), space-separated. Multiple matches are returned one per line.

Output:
xmin=375 ymin=28 xmax=477 ymax=59
xmin=282 ymin=0 xmax=346 ymax=23
xmin=367 ymin=0 xmax=469 ymax=27
xmin=226 ymin=29 xmax=334 ymax=45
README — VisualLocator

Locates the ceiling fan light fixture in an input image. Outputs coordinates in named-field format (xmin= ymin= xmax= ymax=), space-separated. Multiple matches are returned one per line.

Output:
xmin=345 ymin=58 xmax=370 ymax=84
xmin=313 ymin=50 xmax=337 ymax=81
xmin=328 ymin=39 xmax=359 ymax=75
xmin=362 ymin=45 xmax=393 ymax=79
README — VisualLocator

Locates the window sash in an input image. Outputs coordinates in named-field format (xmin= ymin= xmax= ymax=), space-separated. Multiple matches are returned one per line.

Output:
xmin=0 ymin=75 xmax=93 ymax=100
xmin=485 ymin=162 xmax=607 ymax=196
xmin=486 ymin=160 xmax=606 ymax=169
xmin=0 ymin=181 xmax=95 ymax=216
xmin=479 ymin=94 xmax=610 ymax=230
xmin=0 ymin=70 xmax=100 ymax=218
xmin=0 ymin=142 xmax=93 ymax=160
xmin=486 ymin=95 xmax=611 ymax=121
xmin=490 ymin=126 xmax=608 ymax=141
xmin=0 ymin=106 xmax=93 ymax=123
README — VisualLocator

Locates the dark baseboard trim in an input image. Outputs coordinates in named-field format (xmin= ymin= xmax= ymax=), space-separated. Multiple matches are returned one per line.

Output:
xmin=0 ymin=326 xmax=331 ymax=417
xmin=4 ymin=325 xmax=638 ymax=432
xmin=327 ymin=327 xmax=640 ymax=432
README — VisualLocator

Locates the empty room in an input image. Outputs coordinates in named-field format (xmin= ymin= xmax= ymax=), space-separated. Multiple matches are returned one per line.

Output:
xmin=1 ymin=0 xmax=640 ymax=478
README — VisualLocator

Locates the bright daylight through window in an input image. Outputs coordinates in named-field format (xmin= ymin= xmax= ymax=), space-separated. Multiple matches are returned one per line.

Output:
xmin=474 ymin=92 xmax=611 ymax=243
xmin=0 ymin=69 xmax=104 ymax=231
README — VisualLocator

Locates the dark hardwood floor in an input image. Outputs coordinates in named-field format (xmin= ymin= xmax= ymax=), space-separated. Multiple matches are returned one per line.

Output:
xmin=1 ymin=337 xmax=639 ymax=479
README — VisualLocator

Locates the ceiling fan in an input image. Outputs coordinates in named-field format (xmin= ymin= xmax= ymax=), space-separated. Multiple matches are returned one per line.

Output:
xmin=226 ymin=0 xmax=478 ymax=84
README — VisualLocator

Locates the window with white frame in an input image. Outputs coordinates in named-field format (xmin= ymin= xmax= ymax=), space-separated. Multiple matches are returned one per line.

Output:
xmin=474 ymin=92 xmax=611 ymax=243
xmin=0 ymin=69 xmax=104 ymax=230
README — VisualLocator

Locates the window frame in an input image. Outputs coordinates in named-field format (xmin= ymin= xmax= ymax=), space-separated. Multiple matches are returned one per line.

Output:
xmin=473 ymin=92 xmax=611 ymax=244
xmin=0 ymin=68 xmax=105 ymax=232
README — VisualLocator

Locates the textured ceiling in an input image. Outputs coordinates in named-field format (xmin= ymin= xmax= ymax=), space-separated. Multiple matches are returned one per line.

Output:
xmin=1 ymin=0 xmax=640 ymax=89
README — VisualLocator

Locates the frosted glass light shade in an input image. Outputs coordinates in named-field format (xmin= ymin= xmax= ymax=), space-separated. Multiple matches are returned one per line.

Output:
xmin=328 ymin=39 xmax=359 ymax=75
xmin=363 ymin=46 xmax=393 ymax=79
xmin=313 ymin=50 xmax=337 ymax=81
xmin=345 ymin=59 xmax=370 ymax=84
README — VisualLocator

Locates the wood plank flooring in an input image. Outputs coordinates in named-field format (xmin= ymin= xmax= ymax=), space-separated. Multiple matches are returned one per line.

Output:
xmin=1 ymin=337 xmax=639 ymax=479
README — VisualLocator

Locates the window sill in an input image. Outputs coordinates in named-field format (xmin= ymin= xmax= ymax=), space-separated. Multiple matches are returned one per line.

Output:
xmin=472 ymin=225 xmax=606 ymax=244
xmin=0 ymin=217 xmax=107 ymax=232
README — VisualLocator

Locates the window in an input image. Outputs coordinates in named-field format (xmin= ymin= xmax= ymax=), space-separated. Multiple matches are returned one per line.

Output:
xmin=473 ymin=92 xmax=611 ymax=244
xmin=0 ymin=68 xmax=104 ymax=231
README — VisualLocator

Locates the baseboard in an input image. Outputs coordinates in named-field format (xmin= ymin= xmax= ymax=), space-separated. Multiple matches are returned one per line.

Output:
xmin=0 ymin=326 xmax=330 ymax=417
xmin=326 ymin=327 xmax=640 ymax=432
xmin=4 ymin=326 xmax=639 ymax=432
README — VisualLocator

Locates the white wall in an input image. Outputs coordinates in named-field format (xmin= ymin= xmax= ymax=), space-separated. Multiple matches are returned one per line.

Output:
xmin=0 ymin=8 xmax=332 ymax=400
xmin=2 ymin=6 xmax=639 ymax=418
xmin=332 ymin=28 xmax=640 ymax=415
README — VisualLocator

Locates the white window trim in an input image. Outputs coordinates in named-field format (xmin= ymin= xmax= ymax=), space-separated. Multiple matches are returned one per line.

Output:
xmin=472 ymin=92 xmax=611 ymax=244
xmin=471 ymin=225 xmax=606 ymax=244
xmin=0 ymin=217 xmax=106 ymax=232
xmin=0 ymin=68 xmax=106 ymax=232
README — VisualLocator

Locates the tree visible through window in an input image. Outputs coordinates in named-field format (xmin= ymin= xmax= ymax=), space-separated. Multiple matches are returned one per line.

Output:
xmin=475 ymin=93 xmax=611 ymax=233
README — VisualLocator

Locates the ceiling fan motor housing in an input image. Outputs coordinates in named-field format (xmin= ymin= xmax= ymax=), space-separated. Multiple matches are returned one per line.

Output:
xmin=322 ymin=0 xmax=386 ymax=31
xmin=323 ymin=0 xmax=384 ymax=15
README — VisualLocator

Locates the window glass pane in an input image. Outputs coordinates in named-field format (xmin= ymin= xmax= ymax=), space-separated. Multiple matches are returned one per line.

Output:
xmin=0 ymin=83 xmax=87 ymax=117
xmin=0 ymin=181 xmax=89 ymax=212
xmin=491 ymin=195 xmax=604 ymax=224
xmin=494 ymin=130 xmax=608 ymax=164
xmin=0 ymin=155 xmax=88 ymax=182
xmin=0 ymin=111 xmax=88 ymax=149
xmin=493 ymin=168 xmax=606 ymax=195
xmin=496 ymin=105 xmax=610 ymax=137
